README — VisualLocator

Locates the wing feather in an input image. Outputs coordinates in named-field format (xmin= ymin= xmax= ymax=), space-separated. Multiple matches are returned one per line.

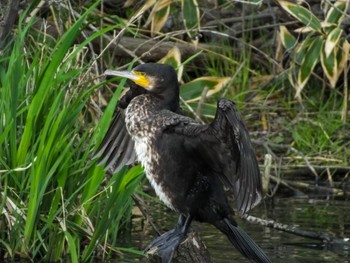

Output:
xmin=215 ymin=98 xmax=262 ymax=214
xmin=94 ymin=108 xmax=137 ymax=172
xmin=170 ymin=98 xmax=262 ymax=214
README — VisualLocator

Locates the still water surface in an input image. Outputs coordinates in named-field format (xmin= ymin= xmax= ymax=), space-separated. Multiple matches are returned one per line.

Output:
xmin=125 ymin=195 xmax=350 ymax=263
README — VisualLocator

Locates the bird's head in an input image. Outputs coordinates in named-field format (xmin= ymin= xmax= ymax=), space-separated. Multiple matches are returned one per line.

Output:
xmin=105 ymin=63 xmax=178 ymax=94
xmin=105 ymin=63 xmax=179 ymax=110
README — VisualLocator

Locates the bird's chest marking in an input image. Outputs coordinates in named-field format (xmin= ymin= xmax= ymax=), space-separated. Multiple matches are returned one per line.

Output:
xmin=134 ymin=137 xmax=174 ymax=210
xmin=125 ymin=103 xmax=174 ymax=210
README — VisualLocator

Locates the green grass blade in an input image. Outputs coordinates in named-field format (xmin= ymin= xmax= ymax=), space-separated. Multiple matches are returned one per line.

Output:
xmin=64 ymin=231 xmax=79 ymax=263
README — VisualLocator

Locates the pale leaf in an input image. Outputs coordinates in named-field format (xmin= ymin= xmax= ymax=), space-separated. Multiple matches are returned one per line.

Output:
xmin=321 ymin=40 xmax=349 ymax=88
xmin=279 ymin=25 xmax=297 ymax=50
xmin=151 ymin=4 xmax=171 ymax=35
xmin=297 ymin=36 xmax=323 ymax=96
xmin=180 ymin=77 xmax=231 ymax=102
xmin=321 ymin=46 xmax=338 ymax=88
xmin=278 ymin=0 xmax=322 ymax=32
xmin=294 ymin=26 xmax=315 ymax=33
xmin=325 ymin=27 xmax=343 ymax=57
xmin=158 ymin=46 xmax=183 ymax=81
xmin=325 ymin=0 xmax=349 ymax=24
xmin=181 ymin=0 xmax=200 ymax=39
xmin=132 ymin=0 xmax=156 ymax=22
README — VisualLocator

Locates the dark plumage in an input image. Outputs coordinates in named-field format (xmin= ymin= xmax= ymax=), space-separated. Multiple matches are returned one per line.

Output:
xmin=95 ymin=63 xmax=271 ymax=263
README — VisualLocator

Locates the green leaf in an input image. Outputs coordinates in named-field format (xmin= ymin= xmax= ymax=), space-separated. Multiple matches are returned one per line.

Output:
xmin=325 ymin=0 xmax=349 ymax=24
xmin=92 ymin=78 xmax=126 ymax=149
xmin=279 ymin=25 xmax=297 ymax=50
xmin=325 ymin=27 xmax=343 ymax=57
xmin=321 ymin=22 xmax=336 ymax=35
xmin=180 ymin=77 xmax=231 ymax=102
xmin=278 ymin=1 xmax=322 ymax=32
xmin=321 ymin=46 xmax=336 ymax=87
xmin=292 ymin=35 xmax=314 ymax=64
xmin=0 ymin=119 xmax=13 ymax=146
xmin=23 ymin=2 xmax=101 ymax=243
xmin=187 ymin=102 xmax=217 ymax=117
xmin=64 ymin=231 xmax=78 ymax=263
xmin=337 ymin=40 xmax=350 ymax=80
xmin=0 ymin=240 xmax=13 ymax=257
xmin=181 ymin=0 xmax=200 ymax=38
xmin=287 ymin=64 xmax=299 ymax=89
xmin=296 ymin=36 xmax=323 ymax=96
xmin=82 ymin=166 xmax=144 ymax=261
xmin=158 ymin=46 xmax=183 ymax=80
xmin=321 ymin=40 xmax=349 ymax=88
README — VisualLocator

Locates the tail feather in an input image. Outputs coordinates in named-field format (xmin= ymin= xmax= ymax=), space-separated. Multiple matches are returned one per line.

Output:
xmin=217 ymin=219 xmax=272 ymax=263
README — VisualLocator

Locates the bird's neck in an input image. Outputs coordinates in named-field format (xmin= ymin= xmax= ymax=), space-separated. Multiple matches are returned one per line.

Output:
xmin=156 ymin=88 xmax=180 ymax=112
xmin=146 ymin=93 xmax=179 ymax=112
xmin=160 ymin=95 xmax=179 ymax=112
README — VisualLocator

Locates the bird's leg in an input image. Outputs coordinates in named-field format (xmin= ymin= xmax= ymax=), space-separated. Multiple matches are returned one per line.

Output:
xmin=145 ymin=214 xmax=193 ymax=263
xmin=145 ymin=214 xmax=186 ymax=251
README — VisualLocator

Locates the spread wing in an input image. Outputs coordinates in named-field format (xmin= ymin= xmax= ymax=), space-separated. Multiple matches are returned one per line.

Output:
xmin=94 ymin=108 xmax=137 ymax=173
xmin=168 ymin=98 xmax=262 ymax=214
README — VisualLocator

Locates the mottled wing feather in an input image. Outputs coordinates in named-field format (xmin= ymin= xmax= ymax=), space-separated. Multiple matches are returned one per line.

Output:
xmin=94 ymin=108 xmax=137 ymax=172
xmin=169 ymin=98 xmax=262 ymax=214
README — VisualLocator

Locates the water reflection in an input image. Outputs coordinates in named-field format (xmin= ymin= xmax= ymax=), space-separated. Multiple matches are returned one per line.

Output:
xmin=128 ymin=195 xmax=350 ymax=263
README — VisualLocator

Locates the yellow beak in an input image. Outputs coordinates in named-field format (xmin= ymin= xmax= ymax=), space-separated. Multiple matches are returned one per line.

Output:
xmin=105 ymin=69 xmax=149 ymax=88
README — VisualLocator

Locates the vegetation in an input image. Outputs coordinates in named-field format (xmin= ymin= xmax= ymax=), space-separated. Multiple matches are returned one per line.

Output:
xmin=0 ymin=2 xmax=143 ymax=262
xmin=278 ymin=0 xmax=349 ymax=117
xmin=0 ymin=0 xmax=349 ymax=262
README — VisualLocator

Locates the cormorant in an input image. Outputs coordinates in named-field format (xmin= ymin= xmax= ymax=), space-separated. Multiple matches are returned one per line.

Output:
xmin=95 ymin=63 xmax=271 ymax=263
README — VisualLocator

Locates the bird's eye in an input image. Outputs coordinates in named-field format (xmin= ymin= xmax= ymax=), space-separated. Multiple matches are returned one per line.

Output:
xmin=134 ymin=71 xmax=146 ymax=77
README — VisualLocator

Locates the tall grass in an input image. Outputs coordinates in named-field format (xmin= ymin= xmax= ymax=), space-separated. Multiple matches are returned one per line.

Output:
xmin=0 ymin=2 xmax=143 ymax=262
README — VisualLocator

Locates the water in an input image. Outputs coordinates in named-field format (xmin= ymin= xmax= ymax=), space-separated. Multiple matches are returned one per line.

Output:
xmin=126 ymin=194 xmax=350 ymax=263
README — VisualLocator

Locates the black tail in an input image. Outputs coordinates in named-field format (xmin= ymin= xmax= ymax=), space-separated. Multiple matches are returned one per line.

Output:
xmin=215 ymin=218 xmax=272 ymax=263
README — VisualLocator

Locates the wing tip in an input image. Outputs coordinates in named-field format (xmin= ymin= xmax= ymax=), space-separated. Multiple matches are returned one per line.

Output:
xmin=217 ymin=98 xmax=236 ymax=111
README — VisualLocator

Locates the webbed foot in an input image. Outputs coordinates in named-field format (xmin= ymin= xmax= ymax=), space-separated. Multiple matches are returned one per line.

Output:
xmin=145 ymin=215 xmax=192 ymax=263
xmin=145 ymin=228 xmax=186 ymax=263
xmin=145 ymin=228 xmax=176 ymax=251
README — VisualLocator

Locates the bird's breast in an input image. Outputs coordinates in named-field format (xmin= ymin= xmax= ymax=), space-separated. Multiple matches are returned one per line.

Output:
xmin=125 ymin=101 xmax=175 ymax=210
xmin=133 ymin=136 xmax=175 ymax=210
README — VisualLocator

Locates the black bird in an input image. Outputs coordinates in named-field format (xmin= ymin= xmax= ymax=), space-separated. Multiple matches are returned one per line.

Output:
xmin=95 ymin=63 xmax=271 ymax=263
